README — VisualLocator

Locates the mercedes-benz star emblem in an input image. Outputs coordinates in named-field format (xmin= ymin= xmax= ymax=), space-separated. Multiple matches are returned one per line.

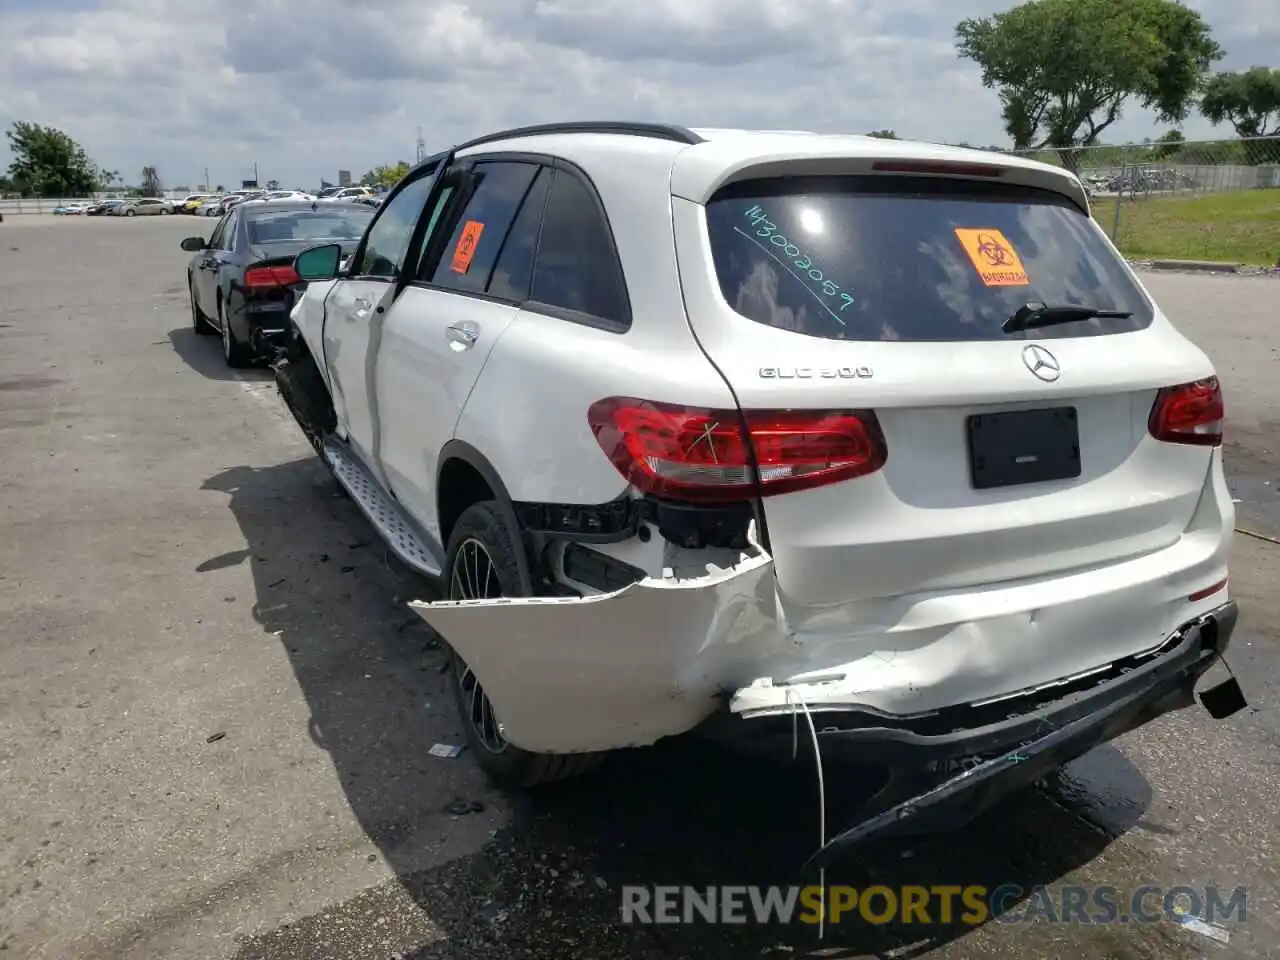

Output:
xmin=1022 ymin=344 xmax=1061 ymax=382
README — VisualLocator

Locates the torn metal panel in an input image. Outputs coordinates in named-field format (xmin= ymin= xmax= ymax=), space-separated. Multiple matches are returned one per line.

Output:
xmin=409 ymin=553 xmax=776 ymax=754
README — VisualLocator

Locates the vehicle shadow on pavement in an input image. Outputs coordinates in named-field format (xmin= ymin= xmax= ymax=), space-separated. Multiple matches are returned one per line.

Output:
xmin=204 ymin=457 xmax=1155 ymax=960
xmin=168 ymin=326 xmax=274 ymax=382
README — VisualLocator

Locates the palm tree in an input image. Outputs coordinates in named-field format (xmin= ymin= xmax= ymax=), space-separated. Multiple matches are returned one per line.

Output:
xmin=140 ymin=165 xmax=162 ymax=196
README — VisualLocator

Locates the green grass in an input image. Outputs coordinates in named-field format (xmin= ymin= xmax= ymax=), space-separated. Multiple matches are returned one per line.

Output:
xmin=1097 ymin=188 xmax=1280 ymax=266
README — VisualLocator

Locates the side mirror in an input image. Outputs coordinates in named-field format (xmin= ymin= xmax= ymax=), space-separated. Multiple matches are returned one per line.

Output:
xmin=180 ymin=236 xmax=207 ymax=252
xmin=294 ymin=243 xmax=343 ymax=281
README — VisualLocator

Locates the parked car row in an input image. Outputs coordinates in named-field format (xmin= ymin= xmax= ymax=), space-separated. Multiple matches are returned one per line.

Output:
xmin=48 ymin=185 xmax=385 ymax=219
xmin=51 ymin=201 xmax=95 ymax=215
xmin=55 ymin=198 xmax=172 ymax=216
xmin=186 ymin=186 xmax=380 ymax=218
xmin=315 ymin=185 xmax=380 ymax=203
xmin=1081 ymin=168 xmax=1199 ymax=196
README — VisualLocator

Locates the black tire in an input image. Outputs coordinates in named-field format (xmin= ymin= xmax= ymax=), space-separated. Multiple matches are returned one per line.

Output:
xmin=161 ymin=207 xmax=171 ymax=215
xmin=271 ymin=341 xmax=347 ymax=500
xmin=218 ymin=296 xmax=250 ymax=368
xmin=273 ymin=339 xmax=336 ymax=458
xmin=190 ymin=277 xmax=215 ymax=335
xmin=444 ymin=501 xmax=607 ymax=787
xmin=125 ymin=209 xmax=135 ymax=217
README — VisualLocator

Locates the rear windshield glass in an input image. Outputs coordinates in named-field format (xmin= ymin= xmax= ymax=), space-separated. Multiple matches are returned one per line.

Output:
xmin=245 ymin=208 xmax=372 ymax=244
xmin=704 ymin=176 xmax=1153 ymax=341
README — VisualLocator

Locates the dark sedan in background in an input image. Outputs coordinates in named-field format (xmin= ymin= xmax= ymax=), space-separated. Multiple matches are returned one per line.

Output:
xmin=182 ymin=201 xmax=374 ymax=367
xmin=85 ymin=199 xmax=126 ymax=216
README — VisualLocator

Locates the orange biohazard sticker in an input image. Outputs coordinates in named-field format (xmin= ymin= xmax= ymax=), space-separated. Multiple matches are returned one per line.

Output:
xmin=953 ymin=228 xmax=1030 ymax=287
xmin=450 ymin=220 xmax=485 ymax=273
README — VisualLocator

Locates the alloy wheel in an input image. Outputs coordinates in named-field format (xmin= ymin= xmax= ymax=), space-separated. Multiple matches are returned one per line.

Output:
xmin=449 ymin=537 xmax=508 ymax=754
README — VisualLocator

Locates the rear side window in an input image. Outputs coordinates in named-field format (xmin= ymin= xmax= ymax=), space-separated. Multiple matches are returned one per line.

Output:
xmin=487 ymin=167 xmax=550 ymax=301
xmin=219 ymin=211 xmax=238 ymax=250
xmin=408 ymin=183 xmax=457 ymax=278
xmin=208 ymin=215 xmax=230 ymax=250
xmin=429 ymin=161 xmax=540 ymax=294
xmin=528 ymin=169 xmax=630 ymax=329
xmin=704 ymin=176 xmax=1153 ymax=341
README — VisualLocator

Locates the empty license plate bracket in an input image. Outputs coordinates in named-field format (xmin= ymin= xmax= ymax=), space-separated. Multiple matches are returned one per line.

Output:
xmin=967 ymin=407 xmax=1081 ymax=490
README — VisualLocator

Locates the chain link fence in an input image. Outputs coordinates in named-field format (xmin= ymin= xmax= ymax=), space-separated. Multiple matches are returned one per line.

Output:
xmin=1010 ymin=136 xmax=1280 ymax=267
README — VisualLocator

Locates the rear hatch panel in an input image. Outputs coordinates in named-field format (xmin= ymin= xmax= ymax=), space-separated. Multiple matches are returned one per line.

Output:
xmin=671 ymin=170 xmax=1218 ymax=615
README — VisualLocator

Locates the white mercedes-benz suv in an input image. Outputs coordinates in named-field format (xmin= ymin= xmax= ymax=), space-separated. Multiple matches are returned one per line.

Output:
xmin=275 ymin=122 xmax=1240 ymax=857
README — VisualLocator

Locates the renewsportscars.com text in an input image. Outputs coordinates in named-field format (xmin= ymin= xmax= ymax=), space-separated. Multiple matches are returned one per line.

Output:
xmin=620 ymin=884 xmax=1247 ymax=926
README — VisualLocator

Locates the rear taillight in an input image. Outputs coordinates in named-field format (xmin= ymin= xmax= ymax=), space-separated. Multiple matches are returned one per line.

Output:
xmin=243 ymin=265 xmax=301 ymax=289
xmin=1148 ymin=377 xmax=1224 ymax=446
xmin=586 ymin=397 xmax=887 ymax=503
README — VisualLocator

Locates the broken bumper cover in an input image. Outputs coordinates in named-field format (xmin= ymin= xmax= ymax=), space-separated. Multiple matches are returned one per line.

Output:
xmin=248 ymin=322 xmax=289 ymax=354
xmin=409 ymin=522 xmax=1232 ymax=754
xmin=792 ymin=600 xmax=1238 ymax=869
xmin=243 ymin=301 xmax=294 ymax=353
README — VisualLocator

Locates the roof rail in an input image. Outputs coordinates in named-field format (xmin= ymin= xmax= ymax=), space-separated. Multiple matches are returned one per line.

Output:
xmin=456 ymin=121 xmax=705 ymax=151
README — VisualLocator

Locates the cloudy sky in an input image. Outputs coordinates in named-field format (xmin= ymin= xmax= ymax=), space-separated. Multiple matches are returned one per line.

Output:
xmin=1 ymin=0 xmax=1277 ymax=190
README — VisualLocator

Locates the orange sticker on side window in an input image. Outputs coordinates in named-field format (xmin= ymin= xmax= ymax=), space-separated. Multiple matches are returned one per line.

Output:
xmin=953 ymin=228 xmax=1030 ymax=286
xmin=450 ymin=220 xmax=485 ymax=273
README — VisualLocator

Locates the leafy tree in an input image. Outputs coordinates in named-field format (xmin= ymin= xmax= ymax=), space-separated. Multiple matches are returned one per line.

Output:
xmin=140 ymin=166 xmax=162 ymax=196
xmin=4 ymin=121 xmax=102 ymax=196
xmin=361 ymin=162 xmax=410 ymax=188
xmin=866 ymin=129 xmax=899 ymax=139
xmin=1150 ymin=129 xmax=1185 ymax=159
xmin=1200 ymin=67 xmax=1280 ymax=139
xmin=266 ymin=179 xmax=280 ymax=190
xmin=955 ymin=0 xmax=1221 ymax=168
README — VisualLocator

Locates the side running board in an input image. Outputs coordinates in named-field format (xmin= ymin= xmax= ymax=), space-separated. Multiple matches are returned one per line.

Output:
xmin=322 ymin=439 xmax=445 ymax=579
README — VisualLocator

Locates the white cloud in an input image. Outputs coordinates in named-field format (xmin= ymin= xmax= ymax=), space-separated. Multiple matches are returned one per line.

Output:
xmin=0 ymin=0 xmax=1276 ymax=190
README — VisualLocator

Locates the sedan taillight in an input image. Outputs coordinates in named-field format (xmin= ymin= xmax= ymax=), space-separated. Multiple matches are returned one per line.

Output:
xmin=243 ymin=265 xmax=301 ymax=289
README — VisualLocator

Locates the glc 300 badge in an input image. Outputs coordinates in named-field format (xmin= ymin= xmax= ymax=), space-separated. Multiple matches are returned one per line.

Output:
xmin=759 ymin=366 xmax=873 ymax=379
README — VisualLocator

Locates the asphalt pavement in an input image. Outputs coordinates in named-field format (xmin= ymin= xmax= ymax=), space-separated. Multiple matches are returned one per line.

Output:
xmin=1 ymin=215 xmax=1278 ymax=960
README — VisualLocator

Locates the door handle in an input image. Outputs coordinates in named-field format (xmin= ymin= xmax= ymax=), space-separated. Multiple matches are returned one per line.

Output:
xmin=446 ymin=323 xmax=479 ymax=349
xmin=352 ymin=297 xmax=372 ymax=311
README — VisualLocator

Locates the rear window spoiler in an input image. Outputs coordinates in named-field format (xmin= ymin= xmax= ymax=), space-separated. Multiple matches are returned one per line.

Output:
xmin=672 ymin=147 xmax=1090 ymax=214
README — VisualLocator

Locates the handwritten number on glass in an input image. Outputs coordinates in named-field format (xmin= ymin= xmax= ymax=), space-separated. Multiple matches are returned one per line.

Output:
xmin=744 ymin=205 xmax=855 ymax=311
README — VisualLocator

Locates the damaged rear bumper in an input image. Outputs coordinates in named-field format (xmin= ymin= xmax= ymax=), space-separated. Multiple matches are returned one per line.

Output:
xmin=242 ymin=300 xmax=294 ymax=355
xmin=789 ymin=600 xmax=1238 ymax=868
xmin=409 ymin=522 xmax=1233 ymax=755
